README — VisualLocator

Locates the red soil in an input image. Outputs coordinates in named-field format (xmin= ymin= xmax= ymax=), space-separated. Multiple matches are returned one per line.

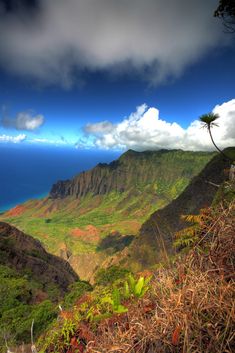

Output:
xmin=5 ymin=205 xmax=26 ymax=217
xmin=70 ymin=225 xmax=100 ymax=243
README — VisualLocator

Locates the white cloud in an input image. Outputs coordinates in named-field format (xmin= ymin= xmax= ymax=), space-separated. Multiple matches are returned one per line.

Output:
xmin=0 ymin=134 xmax=26 ymax=143
xmin=0 ymin=0 xmax=227 ymax=87
xmin=28 ymin=137 xmax=68 ymax=145
xmin=2 ymin=111 xmax=44 ymax=131
xmin=85 ymin=121 xmax=114 ymax=134
xmin=83 ymin=99 xmax=235 ymax=151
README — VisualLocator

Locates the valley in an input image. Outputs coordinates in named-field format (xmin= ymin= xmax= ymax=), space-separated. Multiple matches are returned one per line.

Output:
xmin=0 ymin=149 xmax=215 ymax=279
xmin=0 ymin=147 xmax=234 ymax=352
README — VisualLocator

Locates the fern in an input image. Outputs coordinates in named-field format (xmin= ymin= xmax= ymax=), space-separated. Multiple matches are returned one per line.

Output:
xmin=181 ymin=214 xmax=202 ymax=223
xmin=124 ymin=274 xmax=152 ymax=299
xmin=101 ymin=287 xmax=128 ymax=314
xmin=174 ymin=213 xmax=202 ymax=249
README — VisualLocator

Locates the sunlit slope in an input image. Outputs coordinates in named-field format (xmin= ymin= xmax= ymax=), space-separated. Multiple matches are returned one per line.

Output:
xmin=1 ymin=149 xmax=214 ymax=272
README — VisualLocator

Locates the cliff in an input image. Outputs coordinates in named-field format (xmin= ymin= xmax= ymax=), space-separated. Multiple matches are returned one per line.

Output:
xmin=0 ymin=222 xmax=78 ymax=294
xmin=50 ymin=149 xmax=215 ymax=199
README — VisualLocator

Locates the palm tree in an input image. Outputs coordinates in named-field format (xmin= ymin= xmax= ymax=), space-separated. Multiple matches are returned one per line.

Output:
xmin=199 ymin=112 xmax=231 ymax=160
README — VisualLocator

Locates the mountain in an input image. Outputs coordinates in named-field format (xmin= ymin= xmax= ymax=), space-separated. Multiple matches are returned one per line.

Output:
xmin=0 ymin=222 xmax=80 ymax=349
xmin=49 ymin=149 xmax=214 ymax=200
xmin=127 ymin=147 xmax=235 ymax=270
xmin=0 ymin=222 xmax=78 ymax=294
xmin=0 ymin=149 xmax=215 ymax=280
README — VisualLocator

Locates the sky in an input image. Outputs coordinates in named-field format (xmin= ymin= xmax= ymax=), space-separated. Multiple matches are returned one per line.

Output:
xmin=0 ymin=0 xmax=235 ymax=152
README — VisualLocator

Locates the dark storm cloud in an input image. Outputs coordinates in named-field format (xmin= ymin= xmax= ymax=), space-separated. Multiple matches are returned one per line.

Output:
xmin=0 ymin=0 xmax=39 ymax=13
xmin=0 ymin=0 xmax=226 ymax=87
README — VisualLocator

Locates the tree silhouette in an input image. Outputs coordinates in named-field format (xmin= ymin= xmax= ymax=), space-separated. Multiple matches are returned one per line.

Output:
xmin=199 ymin=113 xmax=231 ymax=161
xmin=214 ymin=0 xmax=235 ymax=32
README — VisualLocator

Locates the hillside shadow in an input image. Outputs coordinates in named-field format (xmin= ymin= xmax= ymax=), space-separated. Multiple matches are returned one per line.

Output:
xmin=97 ymin=232 xmax=134 ymax=254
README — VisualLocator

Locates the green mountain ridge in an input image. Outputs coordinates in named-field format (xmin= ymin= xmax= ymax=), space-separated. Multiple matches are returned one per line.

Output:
xmin=126 ymin=147 xmax=235 ymax=270
xmin=0 ymin=148 xmax=234 ymax=351
xmin=50 ymin=148 xmax=214 ymax=200
xmin=0 ymin=149 xmax=215 ymax=280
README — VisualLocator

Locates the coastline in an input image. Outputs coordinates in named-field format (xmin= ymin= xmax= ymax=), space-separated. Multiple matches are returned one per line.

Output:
xmin=0 ymin=192 xmax=48 ymax=213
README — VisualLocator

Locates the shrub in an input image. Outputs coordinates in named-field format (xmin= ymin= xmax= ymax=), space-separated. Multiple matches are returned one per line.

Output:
xmin=94 ymin=265 xmax=130 ymax=286
xmin=63 ymin=281 xmax=92 ymax=309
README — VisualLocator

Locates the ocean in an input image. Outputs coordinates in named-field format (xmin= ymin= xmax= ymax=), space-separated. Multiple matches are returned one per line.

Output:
xmin=0 ymin=144 xmax=120 ymax=212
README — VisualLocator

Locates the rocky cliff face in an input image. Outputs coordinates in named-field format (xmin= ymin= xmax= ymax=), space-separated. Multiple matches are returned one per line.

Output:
xmin=0 ymin=222 xmax=78 ymax=294
xmin=128 ymin=148 xmax=235 ymax=269
xmin=50 ymin=149 xmax=215 ymax=199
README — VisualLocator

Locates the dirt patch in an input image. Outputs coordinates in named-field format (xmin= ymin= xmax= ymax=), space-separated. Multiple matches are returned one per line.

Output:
xmin=70 ymin=225 xmax=100 ymax=243
xmin=101 ymin=220 xmax=141 ymax=235
xmin=5 ymin=205 xmax=26 ymax=217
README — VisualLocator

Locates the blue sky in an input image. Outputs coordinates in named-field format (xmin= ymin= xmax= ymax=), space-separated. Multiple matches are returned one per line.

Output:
xmin=0 ymin=0 xmax=235 ymax=151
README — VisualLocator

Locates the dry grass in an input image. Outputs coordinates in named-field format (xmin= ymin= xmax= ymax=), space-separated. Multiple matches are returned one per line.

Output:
xmin=87 ymin=202 xmax=235 ymax=353
xmin=43 ymin=201 xmax=235 ymax=353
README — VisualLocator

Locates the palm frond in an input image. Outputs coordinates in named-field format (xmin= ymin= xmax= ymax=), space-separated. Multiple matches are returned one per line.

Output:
xmin=199 ymin=113 xmax=220 ymax=128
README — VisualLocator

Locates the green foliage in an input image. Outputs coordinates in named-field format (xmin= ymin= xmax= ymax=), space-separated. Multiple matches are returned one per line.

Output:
xmin=101 ymin=287 xmax=128 ymax=314
xmin=95 ymin=266 xmax=130 ymax=286
xmin=63 ymin=281 xmax=92 ymax=309
xmin=124 ymin=274 xmax=152 ymax=299
xmin=199 ymin=113 xmax=219 ymax=127
xmin=213 ymin=181 xmax=235 ymax=206
xmin=0 ymin=265 xmax=56 ymax=349
xmin=174 ymin=214 xmax=201 ymax=250
xmin=36 ymin=272 xmax=152 ymax=351
xmin=0 ymin=150 xmax=214 ymax=260
xmin=174 ymin=226 xmax=199 ymax=249
xmin=61 ymin=319 xmax=76 ymax=345
xmin=1 ymin=301 xmax=56 ymax=343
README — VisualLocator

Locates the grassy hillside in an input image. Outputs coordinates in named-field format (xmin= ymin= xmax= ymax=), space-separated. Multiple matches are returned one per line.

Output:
xmin=126 ymin=147 xmax=235 ymax=271
xmin=0 ymin=150 xmax=214 ymax=279
xmin=0 ymin=222 xmax=90 ymax=352
xmin=1 ymin=151 xmax=234 ymax=352
xmin=34 ymin=199 xmax=235 ymax=353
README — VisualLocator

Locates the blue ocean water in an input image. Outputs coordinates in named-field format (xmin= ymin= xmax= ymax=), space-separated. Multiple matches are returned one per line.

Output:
xmin=0 ymin=144 xmax=120 ymax=212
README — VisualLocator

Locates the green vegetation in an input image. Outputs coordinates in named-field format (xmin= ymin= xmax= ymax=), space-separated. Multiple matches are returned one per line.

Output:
xmin=124 ymin=273 xmax=152 ymax=299
xmin=0 ymin=150 xmax=234 ymax=352
xmin=0 ymin=150 xmax=215 ymax=262
xmin=36 ymin=199 xmax=235 ymax=353
xmin=0 ymin=265 xmax=57 ymax=351
xmin=94 ymin=266 xmax=130 ymax=286
xmin=38 ymin=270 xmax=153 ymax=352
xmin=63 ymin=281 xmax=93 ymax=309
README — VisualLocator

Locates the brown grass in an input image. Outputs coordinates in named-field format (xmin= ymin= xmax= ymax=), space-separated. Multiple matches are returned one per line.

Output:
xmin=89 ymin=202 xmax=235 ymax=353
xmin=44 ymin=201 xmax=235 ymax=353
